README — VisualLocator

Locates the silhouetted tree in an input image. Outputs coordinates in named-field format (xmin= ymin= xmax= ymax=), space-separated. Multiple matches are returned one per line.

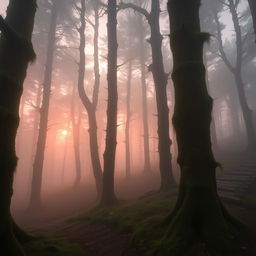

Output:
xmin=76 ymin=0 xmax=103 ymax=198
xmin=213 ymin=0 xmax=256 ymax=151
xmin=101 ymin=0 xmax=118 ymax=205
xmin=137 ymin=13 xmax=152 ymax=173
xmin=159 ymin=0 xmax=242 ymax=254
xmin=70 ymin=85 xmax=82 ymax=185
xmin=29 ymin=0 xmax=59 ymax=210
xmin=0 ymin=0 xmax=37 ymax=254
xmin=125 ymin=59 xmax=132 ymax=178
xmin=119 ymin=0 xmax=176 ymax=190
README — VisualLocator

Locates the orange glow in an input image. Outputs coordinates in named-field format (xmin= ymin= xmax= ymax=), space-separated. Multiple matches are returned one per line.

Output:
xmin=61 ymin=130 xmax=68 ymax=136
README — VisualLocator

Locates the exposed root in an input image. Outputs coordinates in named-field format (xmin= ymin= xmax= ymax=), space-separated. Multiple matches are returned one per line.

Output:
xmin=157 ymin=187 xmax=242 ymax=256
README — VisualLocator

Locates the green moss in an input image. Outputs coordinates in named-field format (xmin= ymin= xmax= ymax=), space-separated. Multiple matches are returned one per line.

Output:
xmin=24 ymin=234 xmax=89 ymax=256
xmin=74 ymin=190 xmax=177 ymax=255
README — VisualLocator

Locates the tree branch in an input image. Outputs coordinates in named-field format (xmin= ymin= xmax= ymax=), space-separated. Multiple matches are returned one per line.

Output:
xmin=118 ymin=2 xmax=150 ymax=20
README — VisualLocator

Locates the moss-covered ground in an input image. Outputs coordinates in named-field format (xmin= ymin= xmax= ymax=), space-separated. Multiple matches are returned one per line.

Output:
xmin=24 ymin=233 xmax=89 ymax=256
xmin=74 ymin=190 xmax=177 ymax=255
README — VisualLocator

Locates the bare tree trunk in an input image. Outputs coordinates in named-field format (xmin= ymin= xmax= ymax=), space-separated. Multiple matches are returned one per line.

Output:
xmin=71 ymin=86 xmax=82 ymax=186
xmin=101 ymin=0 xmax=118 ymax=206
xmin=0 ymin=0 xmax=37 ymax=254
xmin=77 ymin=0 xmax=103 ymax=198
xmin=149 ymin=0 xmax=175 ymax=189
xmin=125 ymin=60 xmax=132 ymax=178
xmin=29 ymin=1 xmax=58 ymax=210
xmin=138 ymin=15 xmax=152 ymax=173
xmin=119 ymin=0 xmax=176 ymax=189
xmin=28 ymin=83 xmax=41 ymax=196
xmin=214 ymin=1 xmax=256 ymax=151
xmin=160 ymin=1 xmax=243 ymax=254
xmin=61 ymin=127 xmax=69 ymax=184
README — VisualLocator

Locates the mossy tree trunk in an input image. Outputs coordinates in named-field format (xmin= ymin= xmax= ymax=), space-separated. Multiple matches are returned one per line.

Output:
xmin=101 ymin=0 xmax=118 ymax=206
xmin=160 ymin=0 xmax=242 ymax=254
xmin=119 ymin=0 xmax=176 ymax=190
xmin=76 ymin=0 xmax=103 ymax=198
xmin=0 ymin=0 xmax=37 ymax=255
xmin=29 ymin=0 xmax=58 ymax=211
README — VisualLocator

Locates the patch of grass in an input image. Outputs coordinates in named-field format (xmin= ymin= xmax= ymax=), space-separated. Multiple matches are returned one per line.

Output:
xmin=75 ymin=190 xmax=177 ymax=255
xmin=24 ymin=234 xmax=89 ymax=256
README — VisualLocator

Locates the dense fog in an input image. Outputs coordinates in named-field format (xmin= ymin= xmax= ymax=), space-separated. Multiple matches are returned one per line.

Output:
xmin=0 ymin=0 xmax=255 ymax=219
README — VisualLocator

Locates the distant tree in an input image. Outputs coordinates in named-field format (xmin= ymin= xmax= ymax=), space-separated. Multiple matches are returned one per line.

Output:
xmin=159 ymin=0 xmax=242 ymax=254
xmin=29 ymin=0 xmax=59 ymax=210
xmin=101 ymin=0 xmax=119 ymax=205
xmin=70 ymin=85 xmax=82 ymax=185
xmin=119 ymin=0 xmax=176 ymax=189
xmin=125 ymin=59 xmax=133 ymax=178
xmin=213 ymin=0 xmax=256 ymax=151
xmin=75 ymin=0 xmax=103 ymax=197
xmin=137 ymin=13 xmax=152 ymax=174
xmin=0 ymin=0 xmax=37 ymax=254
xmin=248 ymin=0 xmax=256 ymax=41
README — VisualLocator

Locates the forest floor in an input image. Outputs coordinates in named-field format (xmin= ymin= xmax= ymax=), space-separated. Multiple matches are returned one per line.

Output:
xmin=51 ymin=194 xmax=256 ymax=256
xmin=16 ymin=171 xmax=256 ymax=256
xmin=21 ymin=189 xmax=256 ymax=256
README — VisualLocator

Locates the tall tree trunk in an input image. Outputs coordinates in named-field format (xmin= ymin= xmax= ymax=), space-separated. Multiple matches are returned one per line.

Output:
xmin=149 ymin=0 xmax=175 ymax=189
xmin=248 ymin=0 xmax=256 ymax=42
xmin=77 ymin=0 xmax=103 ymax=198
xmin=29 ymin=1 xmax=58 ymax=210
xmin=119 ymin=0 xmax=176 ymax=189
xmin=229 ymin=0 xmax=256 ymax=150
xmin=160 ymin=0 xmax=242 ymax=254
xmin=204 ymin=56 xmax=219 ymax=150
xmin=138 ymin=15 xmax=152 ymax=173
xmin=0 ymin=0 xmax=37 ymax=254
xmin=61 ymin=127 xmax=69 ymax=184
xmin=28 ymin=83 xmax=41 ymax=196
xmin=214 ymin=1 xmax=256 ymax=151
xmin=101 ymin=0 xmax=118 ymax=206
xmin=125 ymin=60 xmax=132 ymax=178
xmin=92 ymin=0 xmax=101 ymax=110
xmin=71 ymin=86 xmax=82 ymax=186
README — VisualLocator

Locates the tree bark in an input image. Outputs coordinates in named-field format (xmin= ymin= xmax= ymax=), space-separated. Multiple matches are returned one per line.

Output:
xmin=101 ymin=0 xmax=118 ymax=206
xmin=0 ymin=0 xmax=37 ymax=254
xmin=29 ymin=1 xmax=58 ymax=210
xmin=160 ymin=0 xmax=242 ymax=254
xmin=248 ymin=0 xmax=256 ymax=42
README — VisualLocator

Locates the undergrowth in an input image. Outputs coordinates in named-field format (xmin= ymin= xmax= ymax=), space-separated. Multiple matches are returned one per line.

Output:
xmin=75 ymin=190 xmax=177 ymax=255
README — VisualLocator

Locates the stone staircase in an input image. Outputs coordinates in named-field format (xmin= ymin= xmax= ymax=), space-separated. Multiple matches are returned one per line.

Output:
xmin=217 ymin=153 xmax=256 ymax=202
